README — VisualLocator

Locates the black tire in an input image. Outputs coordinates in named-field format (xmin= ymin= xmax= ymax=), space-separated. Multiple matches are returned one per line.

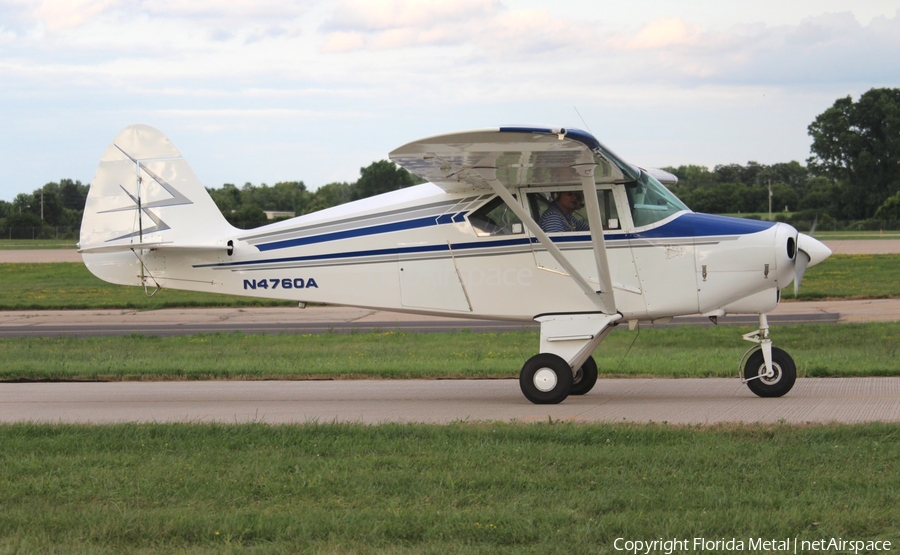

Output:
xmin=519 ymin=353 xmax=573 ymax=404
xmin=743 ymin=347 xmax=797 ymax=398
xmin=570 ymin=355 xmax=598 ymax=396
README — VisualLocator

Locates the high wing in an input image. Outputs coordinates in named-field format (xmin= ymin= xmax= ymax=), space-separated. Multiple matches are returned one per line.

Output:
xmin=389 ymin=126 xmax=637 ymax=193
xmin=390 ymin=127 xmax=630 ymax=315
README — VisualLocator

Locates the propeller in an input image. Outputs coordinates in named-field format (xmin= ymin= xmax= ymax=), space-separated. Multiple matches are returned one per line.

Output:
xmin=793 ymin=248 xmax=811 ymax=296
xmin=793 ymin=232 xmax=832 ymax=296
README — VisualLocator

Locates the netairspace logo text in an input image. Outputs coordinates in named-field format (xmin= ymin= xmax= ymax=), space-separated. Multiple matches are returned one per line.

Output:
xmin=614 ymin=537 xmax=892 ymax=554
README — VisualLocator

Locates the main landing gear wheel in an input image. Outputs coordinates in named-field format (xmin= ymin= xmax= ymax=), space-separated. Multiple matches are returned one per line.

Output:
xmin=570 ymin=355 xmax=598 ymax=396
xmin=519 ymin=353 xmax=573 ymax=405
xmin=743 ymin=347 xmax=797 ymax=398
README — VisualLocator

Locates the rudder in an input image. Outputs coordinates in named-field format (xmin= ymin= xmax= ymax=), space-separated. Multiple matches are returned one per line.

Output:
xmin=79 ymin=125 xmax=235 ymax=285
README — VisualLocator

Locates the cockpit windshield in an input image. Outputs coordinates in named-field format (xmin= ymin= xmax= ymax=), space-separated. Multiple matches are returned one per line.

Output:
xmin=625 ymin=171 xmax=690 ymax=227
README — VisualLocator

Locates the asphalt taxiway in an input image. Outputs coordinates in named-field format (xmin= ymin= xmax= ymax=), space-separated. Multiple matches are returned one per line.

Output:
xmin=2 ymin=378 xmax=899 ymax=425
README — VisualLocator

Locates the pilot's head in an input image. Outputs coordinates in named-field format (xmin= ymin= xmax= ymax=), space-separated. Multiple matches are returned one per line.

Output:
xmin=552 ymin=191 xmax=584 ymax=214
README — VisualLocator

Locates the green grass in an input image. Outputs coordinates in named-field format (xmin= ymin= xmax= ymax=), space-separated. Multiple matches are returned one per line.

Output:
xmin=0 ymin=239 xmax=79 ymax=249
xmin=0 ymin=263 xmax=293 ymax=310
xmin=794 ymin=254 xmax=900 ymax=299
xmin=2 ymin=323 xmax=898 ymax=382
xmin=813 ymin=230 xmax=900 ymax=240
xmin=0 ymin=255 xmax=898 ymax=310
xmin=0 ymin=422 xmax=897 ymax=554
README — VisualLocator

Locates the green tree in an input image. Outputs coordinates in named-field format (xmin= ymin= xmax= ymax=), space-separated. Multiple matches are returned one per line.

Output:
xmin=875 ymin=191 xmax=900 ymax=221
xmin=759 ymin=161 xmax=810 ymax=191
xmin=306 ymin=182 xmax=352 ymax=213
xmin=663 ymin=165 xmax=717 ymax=192
xmin=808 ymin=88 xmax=900 ymax=219
xmin=34 ymin=184 xmax=65 ymax=225
xmin=271 ymin=181 xmax=309 ymax=213
xmin=770 ymin=183 xmax=799 ymax=213
xmin=58 ymin=179 xmax=89 ymax=210
xmin=798 ymin=177 xmax=837 ymax=212
xmin=5 ymin=210 xmax=45 ymax=239
xmin=351 ymin=160 xmax=415 ymax=200
xmin=226 ymin=204 xmax=269 ymax=229
xmin=713 ymin=163 xmax=747 ymax=185
xmin=207 ymin=183 xmax=243 ymax=214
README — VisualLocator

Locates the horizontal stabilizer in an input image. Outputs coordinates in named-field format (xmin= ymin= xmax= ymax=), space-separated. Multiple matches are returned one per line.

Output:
xmin=78 ymin=242 xmax=231 ymax=255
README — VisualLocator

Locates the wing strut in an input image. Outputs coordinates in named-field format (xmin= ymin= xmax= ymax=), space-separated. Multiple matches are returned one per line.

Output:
xmin=574 ymin=163 xmax=617 ymax=312
xmin=468 ymin=167 xmax=617 ymax=315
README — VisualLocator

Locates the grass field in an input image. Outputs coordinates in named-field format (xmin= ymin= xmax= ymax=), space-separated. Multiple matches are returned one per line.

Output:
xmin=2 ymin=323 xmax=898 ymax=382
xmin=0 ymin=239 xmax=79 ymax=249
xmin=0 ymin=263 xmax=292 ymax=310
xmin=0 ymin=254 xmax=899 ymax=311
xmin=0 ymin=422 xmax=897 ymax=554
xmin=813 ymin=230 xmax=900 ymax=240
xmin=796 ymin=254 xmax=900 ymax=299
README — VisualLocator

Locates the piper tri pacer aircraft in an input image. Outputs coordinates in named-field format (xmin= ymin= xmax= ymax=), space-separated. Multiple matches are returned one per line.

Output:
xmin=79 ymin=125 xmax=832 ymax=404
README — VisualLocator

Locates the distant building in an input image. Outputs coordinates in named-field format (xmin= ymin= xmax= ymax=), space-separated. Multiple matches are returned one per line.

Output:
xmin=264 ymin=211 xmax=295 ymax=220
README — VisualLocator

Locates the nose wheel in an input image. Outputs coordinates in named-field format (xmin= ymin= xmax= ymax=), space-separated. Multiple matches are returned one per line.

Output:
xmin=742 ymin=346 xmax=796 ymax=397
xmin=740 ymin=314 xmax=797 ymax=397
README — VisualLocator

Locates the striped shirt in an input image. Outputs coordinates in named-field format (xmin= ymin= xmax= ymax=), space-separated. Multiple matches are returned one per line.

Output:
xmin=538 ymin=204 xmax=590 ymax=233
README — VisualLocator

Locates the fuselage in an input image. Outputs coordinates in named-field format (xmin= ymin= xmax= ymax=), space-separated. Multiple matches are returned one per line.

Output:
xmin=79 ymin=124 xmax=830 ymax=403
xmin=79 ymin=123 xmax=830 ymax=323
xmin=149 ymin=181 xmax=814 ymax=323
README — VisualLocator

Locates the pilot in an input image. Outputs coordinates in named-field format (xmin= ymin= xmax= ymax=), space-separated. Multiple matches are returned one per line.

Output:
xmin=538 ymin=191 xmax=590 ymax=232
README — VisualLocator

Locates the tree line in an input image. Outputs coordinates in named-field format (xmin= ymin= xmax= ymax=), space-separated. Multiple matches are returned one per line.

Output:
xmin=0 ymin=160 xmax=424 ymax=237
xmin=204 ymin=159 xmax=424 ymax=228
xmin=3 ymin=88 xmax=898 ymax=238
xmin=666 ymin=88 xmax=900 ymax=230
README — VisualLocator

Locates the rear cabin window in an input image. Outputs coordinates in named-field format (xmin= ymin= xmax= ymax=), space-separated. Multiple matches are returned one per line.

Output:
xmin=468 ymin=196 xmax=524 ymax=236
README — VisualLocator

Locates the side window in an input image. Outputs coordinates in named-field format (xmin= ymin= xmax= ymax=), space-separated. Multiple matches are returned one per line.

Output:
xmin=527 ymin=190 xmax=620 ymax=233
xmin=598 ymin=189 xmax=620 ymax=230
xmin=468 ymin=196 xmax=524 ymax=237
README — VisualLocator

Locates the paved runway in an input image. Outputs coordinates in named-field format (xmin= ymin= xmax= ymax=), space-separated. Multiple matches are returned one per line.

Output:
xmin=2 ymin=378 xmax=899 ymax=425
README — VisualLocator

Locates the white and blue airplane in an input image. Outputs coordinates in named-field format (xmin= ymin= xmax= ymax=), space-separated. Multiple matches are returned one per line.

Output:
xmin=79 ymin=125 xmax=832 ymax=404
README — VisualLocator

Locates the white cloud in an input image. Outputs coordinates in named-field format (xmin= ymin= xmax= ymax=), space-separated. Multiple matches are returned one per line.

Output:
xmin=1 ymin=1 xmax=899 ymax=200
xmin=619 ymin=17 xmax=702 ymax=50
xmin=323 ymin=0 xmax=502 ymax=32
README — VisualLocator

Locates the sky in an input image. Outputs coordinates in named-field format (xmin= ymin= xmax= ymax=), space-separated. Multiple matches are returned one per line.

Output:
xmin=1 ymin=0 xmax=899 ymax=202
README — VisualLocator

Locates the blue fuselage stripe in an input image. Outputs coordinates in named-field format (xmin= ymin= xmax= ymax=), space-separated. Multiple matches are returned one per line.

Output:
xmin=256 ymin=215 xmax=447 ymax=252
xmin=204 ymin=212 xmax=776 ymax=269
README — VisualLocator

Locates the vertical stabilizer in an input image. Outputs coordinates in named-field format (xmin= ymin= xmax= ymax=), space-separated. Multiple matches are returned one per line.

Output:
xmin=79 ymin=125 xmax=235 ymax=285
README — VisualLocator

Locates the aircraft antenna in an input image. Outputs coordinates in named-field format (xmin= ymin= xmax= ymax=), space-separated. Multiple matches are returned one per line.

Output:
xmin=574 ymin=106 xmax=593 ymax=134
